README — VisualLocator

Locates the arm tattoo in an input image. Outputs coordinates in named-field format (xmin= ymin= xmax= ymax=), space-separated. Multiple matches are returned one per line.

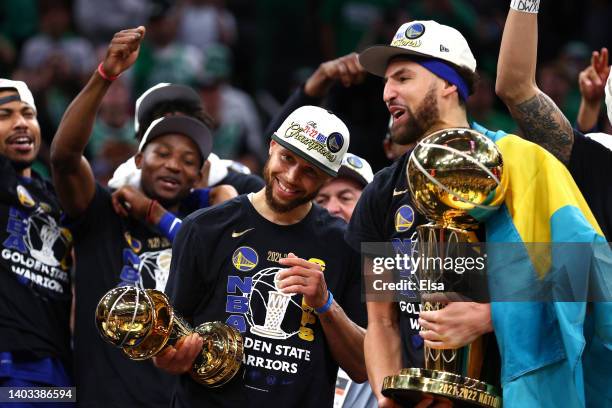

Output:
xmin=512 ymin=92 xmax=574 ymax=165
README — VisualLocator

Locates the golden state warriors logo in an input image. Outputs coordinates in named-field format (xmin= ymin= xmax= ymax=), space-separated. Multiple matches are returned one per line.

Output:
xmin=405 ymin=23 xmax=425 ymax=39
xmin=232 ymin=246 xmax=258 ymax=272
xmin=346 ymin=155 xmax=363 ymax=169
xmin=17 ymin=185 xmax=35 ymax=208
xmin=395 ymin=205 xmax=415 ymax=232
xmin=327 ymin=132 xmax=344 ymax=153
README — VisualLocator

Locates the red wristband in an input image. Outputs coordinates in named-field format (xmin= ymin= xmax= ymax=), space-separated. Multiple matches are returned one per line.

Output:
xmin=97 ymin=62 xmax=119 ymax=81
xmin=146 ymin=199 xmax=159 ymax=224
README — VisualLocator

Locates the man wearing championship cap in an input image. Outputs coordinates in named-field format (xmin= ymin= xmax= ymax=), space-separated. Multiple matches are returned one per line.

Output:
xmin=154 ymin=105 xmax=367 ymax=407
xmin=0 ymin=79 xmax=74 ymax=399
xmin=346 ymin=20 xmax=496 ymax=407
xmin=49 ymin=27 xmax=213 ymax=407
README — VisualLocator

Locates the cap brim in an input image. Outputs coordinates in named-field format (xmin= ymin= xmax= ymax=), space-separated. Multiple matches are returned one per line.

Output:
xmin=337 ymin=166 xmax=368 ymax=187
xmin=137 ymin=85 xmax=201 ymax=126
xmin=359 ymin=45 xmax=433 ymax=77
xmin=271 ymin=134 xmax=337 ymax=177
xmin=145 ymin=116 xmax=212 ymax=162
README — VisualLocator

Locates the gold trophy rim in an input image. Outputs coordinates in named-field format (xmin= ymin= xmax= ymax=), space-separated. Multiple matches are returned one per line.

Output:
xmin=382 ymin=368 xmax=501 ymax=408
xmin=122 ymin=289 xmax=175 ymax=360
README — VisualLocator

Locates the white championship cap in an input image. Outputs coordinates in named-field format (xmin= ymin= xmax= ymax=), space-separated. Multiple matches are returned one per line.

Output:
xmin=0 ymin=79 xmax=36 ymax=112
xmin=272 ymin=106 xmax=350 ymax=177
xmin=359 ymin=20 xmax=477 ymax=78
xmin=605 ymin=70 xmax=612 ymax=125
xmin=338 ymin=153 xmax=374 ymax=187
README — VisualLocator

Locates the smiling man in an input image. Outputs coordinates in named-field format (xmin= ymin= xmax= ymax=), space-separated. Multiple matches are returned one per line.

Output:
xmin=49 ymin=27 xmax=212 ymax=407
xmin=0 ymin=79 xmax=74 ymax=400
xmin=154 ymin=105 xmax=367 ymax=407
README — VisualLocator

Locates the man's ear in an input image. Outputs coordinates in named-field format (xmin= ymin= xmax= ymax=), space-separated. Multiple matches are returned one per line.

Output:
xmin=134 ymin=152 xmax=143 ymax=169
xmin=441 ymin=80 xmax=458 ymax=98
xmin=269 ymin=139 xmax=277 ymax=156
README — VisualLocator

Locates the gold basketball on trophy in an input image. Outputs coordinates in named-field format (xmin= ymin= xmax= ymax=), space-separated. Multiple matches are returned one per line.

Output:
xmin=96 ymin=286 xmax=244 ymax=387
xmin=407 ymin=127 xmax=506 ymax=228
xmin=382 ymin=128 xmax=506 ymax=407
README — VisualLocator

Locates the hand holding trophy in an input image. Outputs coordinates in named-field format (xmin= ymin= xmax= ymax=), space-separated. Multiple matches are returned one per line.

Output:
xmin=95 ymin=286 xmax=243 ymax=387
xmin=382 ymin=128 xmax=506 ymax=407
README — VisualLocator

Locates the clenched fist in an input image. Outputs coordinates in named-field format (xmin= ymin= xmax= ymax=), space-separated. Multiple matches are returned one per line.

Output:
xmin=101 ymin=26 xmax=146 ymax=78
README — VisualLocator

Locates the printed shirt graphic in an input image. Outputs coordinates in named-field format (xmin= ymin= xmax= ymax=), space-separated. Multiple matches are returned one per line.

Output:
xmin=167 ymin=195 xmax=365 ymax=408
xmin=0 ymin=155 xmax=72 ymax=363
xmin=68 ymin=184 xmax=175 ymax=408
xmin=346 ymin=151 xmax=429 ymax=368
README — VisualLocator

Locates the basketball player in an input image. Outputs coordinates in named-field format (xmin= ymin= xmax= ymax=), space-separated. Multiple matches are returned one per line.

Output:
xmin=0 ymin=80 xmax=74 ymax=401
xmin=495 ymin=0 xmax=612 ymax=240
xmin=347 ymin=21 xmax=496 ymax=407
xmin=49 ymin=27 xmax=212 ymax=407
xmin=154 ymin=105 xmax=367 ymax=407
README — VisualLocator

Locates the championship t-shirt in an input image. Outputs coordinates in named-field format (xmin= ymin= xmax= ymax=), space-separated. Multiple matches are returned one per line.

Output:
xmin=345 ymin=151 xmax=428 ymax=368
xmin=166 ymin=195 xmax=365 ymax=408
xmin=569 ymin=130 xmax=612 ymax=241
xmin=69 ymin=184 xmax=177 ymax=408
xmin=0 ymin=156 xmax=72 ymax=368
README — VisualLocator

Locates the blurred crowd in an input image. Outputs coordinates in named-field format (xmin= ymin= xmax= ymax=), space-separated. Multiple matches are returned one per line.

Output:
xmin=1 ymin=0 xmax=611 ymax=181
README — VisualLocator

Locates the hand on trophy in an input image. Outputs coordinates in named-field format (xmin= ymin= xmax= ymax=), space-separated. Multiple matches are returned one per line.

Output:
xmin=277 ymin=253 xmax=329 ymax=310
xmin=101 ymin=26 xmax=145 ymax=78
xmin=418 ymin=302 xmax=492 ymax=349
xmin=152 ymin=333 xmax=204 ymax=375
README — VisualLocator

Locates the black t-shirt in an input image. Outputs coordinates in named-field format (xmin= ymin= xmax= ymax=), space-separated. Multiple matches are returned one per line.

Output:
xmin=166 ymin=195 xmax=365 ymax=408
xmin=215 ymin=171 xmax=265 ymax=195
xmin=345 ymin=152 xmax=429 ymax=368
xmin=69 ymin=184 xmax=176 ymax=408
xmin=569 ymin=130 xmax=612 ymax=241
xmin=0 ymin=156 xmax=72 ymax=365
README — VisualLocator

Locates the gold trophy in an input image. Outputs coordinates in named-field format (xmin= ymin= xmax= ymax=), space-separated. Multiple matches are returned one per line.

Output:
xmin=382 ymin=128 xmax=507 ymax=407
xmin=95 ymin=286 xmax=244 ymax=387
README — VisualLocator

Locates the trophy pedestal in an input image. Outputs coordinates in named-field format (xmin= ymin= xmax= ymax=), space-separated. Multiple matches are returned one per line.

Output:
xmin=382 ymin=368 xmax=500 ymax=408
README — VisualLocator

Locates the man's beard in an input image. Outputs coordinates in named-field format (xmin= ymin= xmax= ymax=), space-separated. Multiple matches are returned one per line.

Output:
xmin=390 ymin=86 xmax=440 ymax=145
xmin=263 ymin=162 xmax=319 ymax=213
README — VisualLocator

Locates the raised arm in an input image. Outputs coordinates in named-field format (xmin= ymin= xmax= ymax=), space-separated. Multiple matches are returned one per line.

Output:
xmin=576 ymin=48 xmax=610 ymax=133
xmin=50 ymin=27 xmax=145 ymax=217
xmin=495 ymin=5 xmax=574 ymax=164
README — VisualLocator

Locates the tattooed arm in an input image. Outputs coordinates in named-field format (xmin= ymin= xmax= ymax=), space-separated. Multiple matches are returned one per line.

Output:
xmin=495 ymin=9 xmax=574 ymax=165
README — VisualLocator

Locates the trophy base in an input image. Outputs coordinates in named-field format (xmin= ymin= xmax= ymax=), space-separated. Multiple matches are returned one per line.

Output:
xmin=382 ymin=368 xmax=501 ymax=408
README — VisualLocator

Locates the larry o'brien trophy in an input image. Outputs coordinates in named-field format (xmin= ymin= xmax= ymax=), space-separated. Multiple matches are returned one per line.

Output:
xmin=95 ymin=286 xmax=244 ymax=387
xmin=381 ymin=128 xmax=506 ymax=407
